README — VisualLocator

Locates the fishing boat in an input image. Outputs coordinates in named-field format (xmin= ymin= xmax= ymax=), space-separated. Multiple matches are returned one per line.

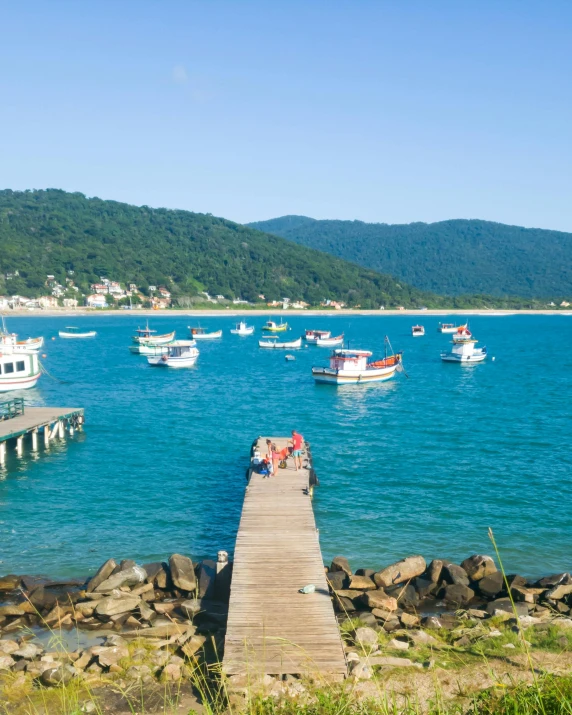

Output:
xmin=262 ymin=319 xmax=288 ymax=332
xmin=452 ymin=324 xmax=473 ymax=342
xmin=316 ymin=334 xmax=344 ymax=347
xmin=129 ymin=343 xmax=171 ymax=356
xmin=441 ymin=335 xmax=487 ymax=363
xmin=437 ymin=322 xmax=460 ymax=334
xmin=147 ymin=340 xmax=199 ymax=368
xmin=132 ymin=323 xmax=175 ymax=345
xmin=0 ymin=336 xmax=41 ymax=392
xmin=230 ymin=321 xmax=255 ymax=336
xmin=188 ymin=327 xmax=223 ymax=340
xmin=0 ymin=335 xmax=44 ymax=353
xmin=304 ymin=329 xmax=331 ymax=343
xmin=411 ymin=325 xmax=425 ymax=337
xmin=259 ymin=337 xmax=302 ymax=349
xmin=312 ymin=337 xmax=402 ymax=385
xmin=59 ymin=327 xmax=97 ymax=338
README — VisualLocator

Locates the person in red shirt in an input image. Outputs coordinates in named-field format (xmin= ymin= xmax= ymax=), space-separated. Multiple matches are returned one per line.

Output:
xmin=289 ymin=430 xmax=304 ymax=471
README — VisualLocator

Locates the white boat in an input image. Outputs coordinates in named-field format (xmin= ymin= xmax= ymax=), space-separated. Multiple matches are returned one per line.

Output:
xmin=451 ymin=324 xmax=473 ymax=342
xmin=262 ymin=319 xmax=288 ymax=333
xmin=411 ymin=325 xmax=425 ymax=337
xmin=0 ymin=336 xmax=41 ymax=392
xmin=437 ymin=322 xmax=460 ymax=334
xmin=259 ymin=337 xmax=302 ymax=349
xmin=0 ymin=335 xmax=44 ymax=353
xmin=304 ymin=329 xmax=331 ymax=343
xmin=129 ymin=343 xmax=171 ymax=356
xmin=230 ymin=321 xmax=255 ymax=336
xmin=188 ymin=327 xmax=222 ymax=340
xmin=59 ymin=327 xmax=97 ymax=338
xmin=132 ymin=323 xmax=175 ymax=345
xmin=316 ymin=334 xmax=344 ymax=347
xmin=312 ymin=338 xmax=403 ymax=385
xmin=441 ymin=325 xmax=487 ymax=362
xmin=147 ymin=340 xmax=199 ymax=368
xmin=285 ymin=354 xmax=296 ymax=361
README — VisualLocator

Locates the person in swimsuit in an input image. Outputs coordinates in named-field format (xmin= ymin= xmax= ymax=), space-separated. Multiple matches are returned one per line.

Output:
xmin=289 ymin=430 xmax=303 ymax=471
xmin=270 ymin=442 xmax=281 ymax=476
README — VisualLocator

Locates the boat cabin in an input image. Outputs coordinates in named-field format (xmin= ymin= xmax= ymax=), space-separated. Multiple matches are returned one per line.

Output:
xmin=305 ymin=329 xmax=331 ymax=339
xmin=135 ymin=326 xmax=157 ymax=338
xmin=167 ymin=340 xmax=196 ymax=356
xmin=328 ymin=349 xmax=372 ymax=371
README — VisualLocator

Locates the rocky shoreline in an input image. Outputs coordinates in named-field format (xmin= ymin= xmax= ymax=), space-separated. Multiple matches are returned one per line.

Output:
xmin=1 ymin=550 xmax=572 ymax=691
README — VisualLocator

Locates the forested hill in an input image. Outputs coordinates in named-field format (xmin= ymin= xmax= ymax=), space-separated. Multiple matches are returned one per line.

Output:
xmin=0 ymin=190 xmax=439 ymax=308
xmin=248 ymin=216 xmax=572 ymax=298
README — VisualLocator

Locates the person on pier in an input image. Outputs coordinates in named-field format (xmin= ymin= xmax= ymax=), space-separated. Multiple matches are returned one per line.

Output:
xmin=289 ymin=429 xmax=304 ymax=471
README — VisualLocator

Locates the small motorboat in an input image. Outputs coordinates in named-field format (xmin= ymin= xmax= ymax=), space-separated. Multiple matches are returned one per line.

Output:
xmin=147 ymin=340 xmax=199 ymax=368
xmin=411 ymin=325 xmax=425 ymax=337
xmin=316 ymin=334 xmax=344 ymax=347
xmin=230 ymin=321 xmax=255 ymax=336
xmin=132 ymin=323 xmax=175 ymax=345
xmin=59 ymin=327 xmax=97 ymax=338
xmin=441 ymin=328 xmax=487 ymax=363
xmin=312 ymin=337 xmax=403 ymax=385
xmin=304 ymin=329 xmax=331 ymax=343
xmin=262 ymin=319 xmax=288 ymax=332
xmin=188 ymin=327 xmax=222 ymax=340
xmin=285 ymin=354 xmax=296 ymax=361
xmin=437 ymin=322 xmax=460 ymax=334
xmin=129 ymin=343 xmax=171 ymax=356
xmin=259 ymin=337 xmax=302 ymax=349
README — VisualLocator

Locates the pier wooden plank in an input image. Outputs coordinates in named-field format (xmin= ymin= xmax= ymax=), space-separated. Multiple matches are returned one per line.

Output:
xmin=0 ymin=407 xmax=83 ymax=443
xmin=223 ymin=437 xmax=347 ymax=678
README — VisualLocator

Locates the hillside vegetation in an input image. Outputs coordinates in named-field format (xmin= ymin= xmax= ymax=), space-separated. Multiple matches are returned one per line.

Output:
xmin=0 ymin=190 xmax=438 ymax=309
xmin=248 ymin=215 xmax=572 ymax=298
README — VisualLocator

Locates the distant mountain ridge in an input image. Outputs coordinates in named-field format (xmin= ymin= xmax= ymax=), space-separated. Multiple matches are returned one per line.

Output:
xmin=248 ymin=216 xmax=572 ymax=298
xmin=0 ymin=189 xmax=442 ymax=309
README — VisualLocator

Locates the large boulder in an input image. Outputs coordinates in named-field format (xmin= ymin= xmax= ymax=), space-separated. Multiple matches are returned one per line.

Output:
xmin=40 ymin=665 xmax=76 ymax=686
xmin=143 ymin=562 xmax=169 ymax=589
xmin=414 ymin=577 xmax=437 ymax=599
xmin=349 ymin=575 xmax=376 ymax=591
xmin=0 ymin=575 xmax=21 ymax=591
xmin=427 ymin=559 xmax=444 ymax=583
xmin=373 ymin=556 xmax=426 ymax=588
xmin=330 ymin=556 xmax=352 ymax=577
xmin=385 ymin=583 xmax=419 ymax=609
xmin=326 ymin=571 xmax=348 ymax=591
xmin=442 ymin=564 xmax=470 ymax=587
xmin=86 ymin=559 xmax=117 ymax=592
xmin=360 ymin=590 xmax=398 ymax=611
xmin=443 ymin=584 xmax=474 ymax=607
xmin=536 ymin=573 xmax=572 ymax=588
xmin=478 ymin=571 xmax=505 ymax=598
xmin=486 ymin=598 xmax=529 ymax=617
xmin=95 ymin=565 xmax=146 ymax=593
xmin=0 ymin=655 xmax=15 ymax=670
xmin=461 ymin=555 xmax=497 ymax=581
xmin=354 ymin=627 xmax=379 ymax=652
xmin=547 ymin=584 xmax=572 ymax=600
xmin=169 ymin=554 xmax=196 ymax=592
xmin=95 ymin=595 xmax=141 ymax=617
xmin=198 ymin=560 xmax=216 ymax=599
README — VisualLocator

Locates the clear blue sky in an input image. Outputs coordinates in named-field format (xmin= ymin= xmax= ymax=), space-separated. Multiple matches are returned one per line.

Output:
xmin=1 ymin=1 xmax=571 ymax=230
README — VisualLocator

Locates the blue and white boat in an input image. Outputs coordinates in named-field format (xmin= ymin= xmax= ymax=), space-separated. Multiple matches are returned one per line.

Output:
xmin=147 ymin=340 xmax=199 ymax=368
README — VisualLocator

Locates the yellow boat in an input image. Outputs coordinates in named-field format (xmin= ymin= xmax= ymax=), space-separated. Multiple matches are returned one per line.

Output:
xmin=263 ymin=320 xmax=288 ymax=332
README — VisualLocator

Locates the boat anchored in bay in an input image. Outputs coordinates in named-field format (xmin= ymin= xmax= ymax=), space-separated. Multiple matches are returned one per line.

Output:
xmin=147 ymin=340 xmax=199 ymax=368
xmin=312 ymin=337 xmax=403 ymax=385
xmin=412 ymin=325 xmax=425 ymax=337
xmin=132 ymin=323 xmax=175 ymax=346
xmin=0 ymin=336 xmax=41 ymax=392
xmin=59 ymin=327 xmax=97 ymax=338
xmin=441 ymin=326 xmax=487 ymax=363
xmin=230 ymin=321 xmax=254 ymax=336
xmin=188 ymin=326 xmax=223 ymax=340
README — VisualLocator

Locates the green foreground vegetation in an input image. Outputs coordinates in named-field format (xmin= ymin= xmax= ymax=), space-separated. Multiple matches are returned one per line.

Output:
xmin=0 ymin=190 xmax=559 ymax=310
xmin=249 ymin=215 xmax=572 ymax=299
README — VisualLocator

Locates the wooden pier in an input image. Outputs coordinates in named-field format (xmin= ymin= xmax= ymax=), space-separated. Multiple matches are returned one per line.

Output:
xmin=0 ymin=399 xmax=84 ymax=464
xmin=223 ymin=437 xmax=347 ymax=679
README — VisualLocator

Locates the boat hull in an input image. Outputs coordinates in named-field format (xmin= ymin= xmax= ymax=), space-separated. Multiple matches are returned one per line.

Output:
xmin=230 ymin=327 xmax=254 ymax=336
xmin=129 ymin=344 xmax=170 ymax=355
xmin=190 ymin=330 xmax=222 ymax=340
xmin=0 ymin=372 xmax=41 ymax=392
xmin=259 ymin=338 xmax=302 ymax=349
xmin=316 ymin=336 xmax=344 ymax=347
xmin=148 ymin=355 xmax=198 ymax=368
xmin=133 ymin=331 xmax=175 ymax=345
xmin=59 ymin=331 xmax=96 ymax=338
xmin=312 ymin=365 xmax=398 ymax=384
xmin=440 ymin=352 xmax=487 ymax=363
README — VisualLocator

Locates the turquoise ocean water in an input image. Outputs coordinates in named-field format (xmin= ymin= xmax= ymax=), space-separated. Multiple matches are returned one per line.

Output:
xmin=0 ymin=314 xmax=570 ymax=579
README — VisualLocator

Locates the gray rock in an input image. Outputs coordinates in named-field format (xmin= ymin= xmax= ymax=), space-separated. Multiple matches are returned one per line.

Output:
xmin=95 ymin=565 xmax=146 ymax=592
xmin=126 ymin=664 xmax=152 ymax=680
xmin=95 ymin=595 xmax=141 ymax=617
xmin=326 ymin=571 xmax=348 ymax=590
xmin=407 ymin=630 xmax=439 ymax=645
xmin=349 ymin=574 xmax=376 ymax=591
xmin=367 ymin=655 xmax=420 ymax=668
xmin=0 ymin=605 xmax=26 ymax=617
xmin=169 ymin=554 xmax=196 ymax=592
xmin=360 ymin=591 xmax=398 ymax=611
xmin=414 ymin=577 xmax=437 ymax=599
xmin=422 ymin=616 xmax=443 ymax=630
xmin=0 ymin=575 xmax=21 ymax=591
xmin=443 ymin=584 xmax=474 ymax=607
xmin=349 ymin=660 xmax=372 ymax=680
xmin=443 ymin=564 xmax=470 ymax=587
xmin=330 ymin=556 xmax=352 ymax=577
xmin=547 ymin=584 xmax=572 ymax=600
xmin=40 ymin=664 xmax=76 ymax=686
xmin=374 ymin=556 xmax=426 ymax=588
xmin=97 ymin=646 xmax=129 ymax=667
xmin=0 ymin=655 xmax=15 ymax=670
xmin=13 ymin=643 xmax=41 ymax=659
xmin=355 ymin=568 xmax=376 ymax=578
xmin=354 ymin=611 xmax=378 ymax=628
xmin=460 ymin=555 xmax=497 ymax=581
xmin=536 ymin=573 xmax=572 ymax=588
xmin=86 ymin=559 xmax=117 ymax=593
xmin=0 ymin=640 xmax=18 ymax=655
xmin=143 ymin=562 xmax=169 ymax=588
xmin=198 ymin=560 xmax=216 ymax=599
xmin=355 ymin=626 xmax=379 ymax=652
xmin=121 ymin=623 xmax=195 ymax=638
xmin=388 ymin=638 xmax=409 ymax=650
xmin=334 ymin=596 xmax=355 ymax=613
xmin=386 ymin=583 xmax=419 ymax=609
xmin=479 ymin=571 xmax=505 ymax=598
xmin=427 ymin=560 xmax=444 ymax=584
xmin=486 ymin=598 xmax=529 ymax=617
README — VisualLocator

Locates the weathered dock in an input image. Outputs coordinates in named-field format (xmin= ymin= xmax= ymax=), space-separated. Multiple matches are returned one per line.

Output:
xmin=223 ymin=437 xmax=347 ymax=679
xmin=0 ymin=399 xmax=84 ymax=464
